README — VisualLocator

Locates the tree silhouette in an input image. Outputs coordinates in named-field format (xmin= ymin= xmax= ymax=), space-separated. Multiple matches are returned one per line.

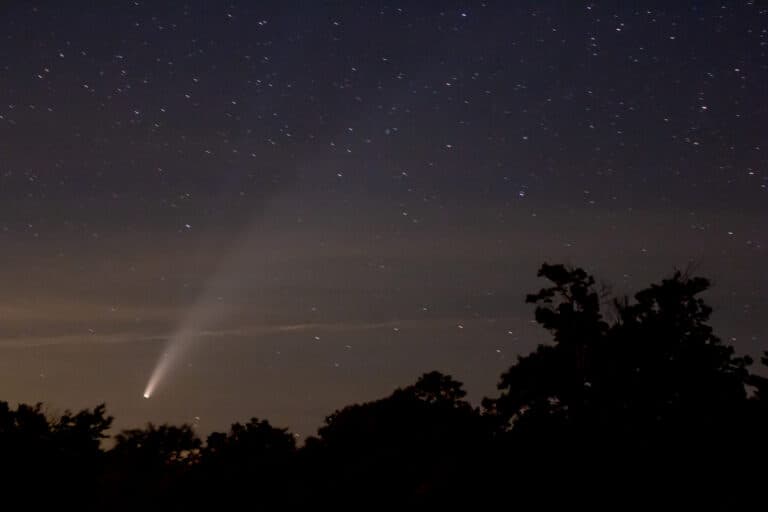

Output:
xmin=483 ymin=264 xmax=757 ymax=510
xmin=0 ymin=261 xmax=765 ymax=509
xmin=112 ymin=423 xmax=201 ymax=468
xmin=299 ymin=371 xmax=492 ymax=506
xmin=485 ymin=264 xmax=751 ymax=429
xmin=196 ymin=418 xmax=296 ymax=506
xmin=483 ymin=264 xmax=608 ymax=433
xmin=748 ymin=351 xmax=768 ymax=402
xmin=0 ymin=402 xmax=112 ymax=508
xmin=105 ymin=423 xmax=201 ymax=510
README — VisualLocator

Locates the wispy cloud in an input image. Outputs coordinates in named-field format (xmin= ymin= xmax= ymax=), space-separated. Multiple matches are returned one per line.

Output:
xmin=0 ymin=316 xmax=508 ymax=348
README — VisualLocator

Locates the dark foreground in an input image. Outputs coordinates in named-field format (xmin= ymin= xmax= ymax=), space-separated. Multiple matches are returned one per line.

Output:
xmin=2 ymin=263 xmax=767 ymax=510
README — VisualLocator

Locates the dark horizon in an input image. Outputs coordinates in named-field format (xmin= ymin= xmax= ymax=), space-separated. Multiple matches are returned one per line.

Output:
xmin=2 ymin=262 xmax=766 ymax=510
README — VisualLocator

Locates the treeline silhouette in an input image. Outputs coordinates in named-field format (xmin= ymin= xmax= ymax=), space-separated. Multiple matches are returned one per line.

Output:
xmin=3 ymin=264 xmax=767 ymax=510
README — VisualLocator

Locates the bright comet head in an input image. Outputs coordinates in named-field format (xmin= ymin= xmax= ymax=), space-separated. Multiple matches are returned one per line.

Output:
xmin=143 ymin=392 xmax=150 ymax=399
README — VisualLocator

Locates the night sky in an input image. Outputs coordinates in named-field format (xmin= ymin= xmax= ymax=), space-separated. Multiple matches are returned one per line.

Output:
xmin=1 ymin=1 xmax=766 ymax=437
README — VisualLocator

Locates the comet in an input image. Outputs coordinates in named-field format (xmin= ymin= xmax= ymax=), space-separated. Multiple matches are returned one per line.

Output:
xmin=139 ymin=94 xmax=345 ymax=399
xmin=142 ymin=327 xmax=202 ymax=401
xmin=140 ymin=224 xmax=271 ymax=398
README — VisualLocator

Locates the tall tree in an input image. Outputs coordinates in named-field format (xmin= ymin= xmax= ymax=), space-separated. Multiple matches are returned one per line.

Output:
xmin=483 ymin=264 xmax=756 ymax=510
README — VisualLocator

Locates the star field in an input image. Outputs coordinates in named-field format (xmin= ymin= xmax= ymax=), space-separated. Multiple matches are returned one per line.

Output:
xmin=0 ymin=1 xmax=766 ymax=436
